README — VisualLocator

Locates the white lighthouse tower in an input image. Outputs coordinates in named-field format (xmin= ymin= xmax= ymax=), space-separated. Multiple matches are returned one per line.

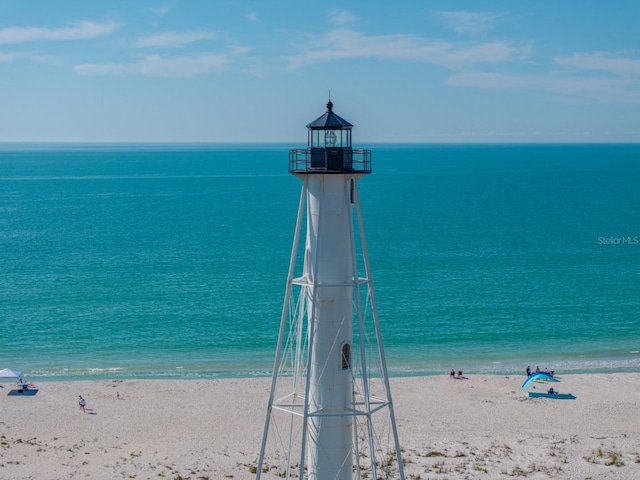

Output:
xmin=256 ymin=100 xmax=405 ymax=480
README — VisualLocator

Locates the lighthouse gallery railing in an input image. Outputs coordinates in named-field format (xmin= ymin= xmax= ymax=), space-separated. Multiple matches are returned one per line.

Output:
xmin=289 ymin=148 xmax=371 ymax=174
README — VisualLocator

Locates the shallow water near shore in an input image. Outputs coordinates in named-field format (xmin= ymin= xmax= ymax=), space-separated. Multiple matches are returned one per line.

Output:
xmin=1 ymin=143 xmax=639 ymax=380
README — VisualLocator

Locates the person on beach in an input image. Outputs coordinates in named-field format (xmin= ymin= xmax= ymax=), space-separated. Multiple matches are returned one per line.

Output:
xmin=526 ymin=365 xmax=531 ymax=376
xmin=78 ymin=395 xmax=86 ymax=413
xmin=457 ymin=370 xmax=463 ymax=378
xmin=450 ymin=369 xmax=455 ymax=379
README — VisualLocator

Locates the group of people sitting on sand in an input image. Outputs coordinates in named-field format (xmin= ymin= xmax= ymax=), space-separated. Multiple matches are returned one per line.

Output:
xmin=449 ymin=369 xmax=464 ymax=379
xmin=17 ymin=379 xmax=35 ymax=392
xmin=526 ymin=365 xmax=555 ymax=377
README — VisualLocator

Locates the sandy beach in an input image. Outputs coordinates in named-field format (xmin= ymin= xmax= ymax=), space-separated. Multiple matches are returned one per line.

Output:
xmin=1 ymin=373 xmax=639 ymax=479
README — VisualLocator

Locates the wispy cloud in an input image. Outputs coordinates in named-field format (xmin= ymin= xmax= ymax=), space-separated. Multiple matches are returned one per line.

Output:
xmin=135 ymin=31 xmax=219 ymax=48
xmin=0 ymin=51 xmax=23 ymax=62
xmin=149 ymin=1 xmax=179 ymax=17
xmin=246 ymin=12 xmax=259 ymax=22
xmin=0 ymin=21 xmax=117 ymax=45
xmin=555 ymin=52 xmax=640 ymax=77
xmin=433 ymin=11 xmax=505 ymax=37
xmin=287 ymin=29 xmax=527 ymax=70
xmin=328 ymin=9 xmax=358 ymax=26
xmin=446 ymin=71 xmax=640 ymax=103
xmin=74 ymin=47 xmax=249 ymax=78
xmin=445 ymin=49 xmax=640 ymax=103
xmin=150 ymin=6 xmax=171 ymax=16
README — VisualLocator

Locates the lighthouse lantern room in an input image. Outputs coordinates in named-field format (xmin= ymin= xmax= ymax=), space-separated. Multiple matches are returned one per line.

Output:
xmin=256 ymin=100 xmax=404 ymax=480
xmin=289 ymin=100 xmax=370 ymax=174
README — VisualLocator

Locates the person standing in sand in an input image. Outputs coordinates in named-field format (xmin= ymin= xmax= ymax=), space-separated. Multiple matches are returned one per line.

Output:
xmin=78 ymin=395 xmax=86 ymax=413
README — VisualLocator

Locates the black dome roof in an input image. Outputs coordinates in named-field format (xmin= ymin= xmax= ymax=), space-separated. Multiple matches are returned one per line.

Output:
xmin=306 ymin=101 xmax=353 ymax=130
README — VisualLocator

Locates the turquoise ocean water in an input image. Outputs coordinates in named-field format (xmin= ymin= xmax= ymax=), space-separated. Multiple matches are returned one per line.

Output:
xmin=1 ymin=143 xmax=639 ymax=381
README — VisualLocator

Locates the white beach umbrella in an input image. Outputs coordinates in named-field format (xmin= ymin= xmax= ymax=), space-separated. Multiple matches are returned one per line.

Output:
xmin=0 ymin=368 xmax=23 ymax=380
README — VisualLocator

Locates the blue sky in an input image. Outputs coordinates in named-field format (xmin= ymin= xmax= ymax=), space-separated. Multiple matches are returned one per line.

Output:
xmin=1 ymin=1 xmax=638 ymax=143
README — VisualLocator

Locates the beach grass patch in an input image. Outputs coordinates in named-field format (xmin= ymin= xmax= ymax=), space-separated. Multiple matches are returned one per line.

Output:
xmin=584 ymin=447 xmax=624 ymax=467
xmin=509 ymin=465 xmax=528 ymax=476
xmin=604 ymin=452 xmax=622 ymax=467
xmin=423 ymin=450 xmax=445 ymax=457
xmin=428 ymin=460 xmax=449 ymax=474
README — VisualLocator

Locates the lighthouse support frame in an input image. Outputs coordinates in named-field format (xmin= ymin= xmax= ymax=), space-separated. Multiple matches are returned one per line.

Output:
xmin=256 ymin=170 xmax=405 ymax=480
